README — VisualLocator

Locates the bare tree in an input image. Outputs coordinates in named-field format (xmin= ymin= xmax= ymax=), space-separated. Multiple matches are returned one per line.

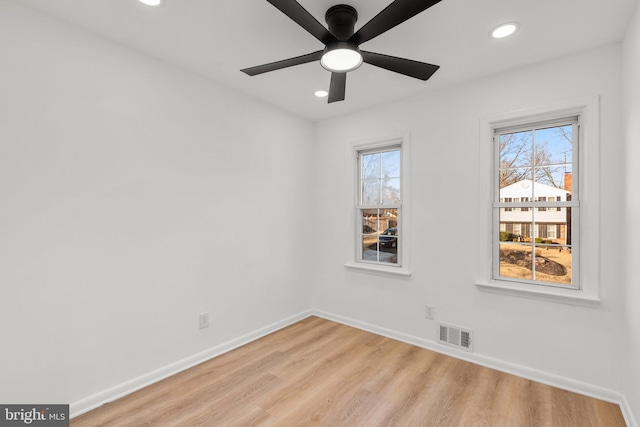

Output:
xmin=499 ymin=132 xmax=531 ymax=188
xmin=499 ymin=127 xmax=571 ymax=189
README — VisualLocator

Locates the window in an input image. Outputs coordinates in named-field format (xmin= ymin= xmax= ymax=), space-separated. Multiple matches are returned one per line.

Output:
xmin=478 ymin=98 xmax=601 ymax=306
xmin=345 ymin=136 xmax=410 ymax=278
xmin=504 ymin=197 xmax=513 ymax=211
xmin=357 ymin=145 xmax=401 ymax=266
xmin=513 ymin=223 xmax=521 ymax=235
xmin=495 ymin=117 xmax=578 ymax=288
xmin=537 ymin=196 xmax=547 ymax=211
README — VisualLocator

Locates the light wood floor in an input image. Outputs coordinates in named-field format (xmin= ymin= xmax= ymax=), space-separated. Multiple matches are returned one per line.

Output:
xmin=71 ymin=316 xmax=626 ymax=427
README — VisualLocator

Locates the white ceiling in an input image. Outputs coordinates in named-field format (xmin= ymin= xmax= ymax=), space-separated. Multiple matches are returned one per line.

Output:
xmin=17 ymin=0 xmax=638 ymax=121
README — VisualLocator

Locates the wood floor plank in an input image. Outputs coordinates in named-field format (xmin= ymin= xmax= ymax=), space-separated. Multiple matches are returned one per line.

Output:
xmin=71 ymin=317 xmax=626 ymax=427
xmin=456 ymin=364 xmax=505 ymax=427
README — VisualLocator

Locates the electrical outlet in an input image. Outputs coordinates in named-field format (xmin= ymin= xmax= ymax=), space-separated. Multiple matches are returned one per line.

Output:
xmin=199 ymin=312 xmax=209 ymax=329
xmin=425 ymin=304 xmax=435 ymax=320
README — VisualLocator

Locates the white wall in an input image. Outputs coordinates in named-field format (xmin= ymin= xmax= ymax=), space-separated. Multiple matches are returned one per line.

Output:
xmin=0 ymin=1 xmax=314 ymax=406
xmin=623 ymin=2 xmax=640 ymax=422
xmin=313 ymin=45 xmax=626 ymax=395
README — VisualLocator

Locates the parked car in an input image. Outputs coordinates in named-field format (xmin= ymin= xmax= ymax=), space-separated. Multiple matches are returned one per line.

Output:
xmin=379 ymin=227 xmax=397 ymax=248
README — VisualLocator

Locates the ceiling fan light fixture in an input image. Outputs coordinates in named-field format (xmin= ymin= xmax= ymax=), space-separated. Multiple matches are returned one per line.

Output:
xmin=314 ymin=90 xmax=329 ymax=98
xmin=490 ymin=22 xmax=518 ymax=39
xmin=321 ymin=46 xmax=363 ymax=73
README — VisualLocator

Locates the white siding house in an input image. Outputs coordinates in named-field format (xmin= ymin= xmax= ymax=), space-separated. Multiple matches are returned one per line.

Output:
xmin=499 ymin=179 xmax=571 ymax=243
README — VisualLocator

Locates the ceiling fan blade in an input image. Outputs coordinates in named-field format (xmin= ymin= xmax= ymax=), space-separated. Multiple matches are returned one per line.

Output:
xmin=241 ymin=51 xmax=323 ymax=76
xmin=361 ymin=51 xmax=439 ymax=80
xmin=350 ymin=0 xmax=442 ymax=45
xmin=266 ymin=0 xmax=337 ymax=45
xmin=328 ymin=72 xmax=346 ymax=103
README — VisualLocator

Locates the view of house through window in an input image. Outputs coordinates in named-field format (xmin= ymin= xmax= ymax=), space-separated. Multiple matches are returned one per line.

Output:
xmin=495 ymin=119 xmax=578 ymax=287
xmin=357 ymin=146 xmax=401 ymax=265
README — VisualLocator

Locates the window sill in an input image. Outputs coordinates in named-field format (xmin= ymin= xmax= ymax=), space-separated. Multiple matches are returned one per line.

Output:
xmin=475 ymin=280 xmax=601 ymax=308
xmin=345 ymin=261 xmax=411 ymax=279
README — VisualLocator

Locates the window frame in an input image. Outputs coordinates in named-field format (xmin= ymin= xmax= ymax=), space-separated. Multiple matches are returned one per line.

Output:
xmin=493 ymin=117 xmax=580 ymax=289
xmin=345 ymin=135 xmax=411 ymax=278
xmin=476 ymin=97 xmax=601 ymax=307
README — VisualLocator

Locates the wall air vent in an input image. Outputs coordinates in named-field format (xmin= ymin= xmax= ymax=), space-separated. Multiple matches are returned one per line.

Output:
xmin=438 ymin=322 xmax=473 ymax=352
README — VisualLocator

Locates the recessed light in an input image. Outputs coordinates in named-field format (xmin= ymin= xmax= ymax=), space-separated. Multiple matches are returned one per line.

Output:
xmin=314 ymin=90 xmax=329 ymax=98
xmin=138 ymin=0 xmax=163 ymax=6
xmin=490 ymin=22 xmax=518 ymax=39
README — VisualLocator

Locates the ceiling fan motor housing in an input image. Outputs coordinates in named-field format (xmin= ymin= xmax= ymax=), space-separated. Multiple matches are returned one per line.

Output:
xmin=325 ymin=5 xmax=358 ymax=41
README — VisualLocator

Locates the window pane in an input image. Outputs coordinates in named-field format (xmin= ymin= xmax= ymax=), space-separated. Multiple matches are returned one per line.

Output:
xmin=531 ymin=181 xmax=571 ymax=221
xmin=534 ymin=126 xmax=572 ymax=166
xmin=499 ymin=209 xmax=533 ymax=242
xmin=382 ymin=177 xmax=400 ymax=205
xmin=533 ymin=244 xmax=572 ymax=285
xmin=362 ymin=181 xmax=380 ymax=205
xmin=533 ymin=167 xmax=571 ymax=195
xmin=381 ymin=150 xmax=400 ymax=178
xmin=531 ymin=125 xmax=573 ymax=199
xmin=499 ymin=131 xmax=532 ymax=170
xmin=362 ymin=153 xmax=380 ymax=179
xmin=500 ymin=168 xmax=533 ymax=193
xmin=362 ymin=236 xmax=379 ymax=261
xmin=378 ymin=208 xmax=398 ymax=264
xmin=499 ymin=242 xmax=533 ymax=280
xmin=379 ymin=229 xmax=398 ymax=264
xmin=380 ymin=208 xmax=398 ymax=229
xmin=362 ymin=209 xmax=380 ymax=234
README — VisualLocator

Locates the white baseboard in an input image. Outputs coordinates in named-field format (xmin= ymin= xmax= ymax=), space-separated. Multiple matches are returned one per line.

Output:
xmin=70 ymin=309 xmax=313 ymax=418
xmin=620 ymin=394 xmax=639 ymax=427
xmin=311 ymin=309 xmax=637 ymax=427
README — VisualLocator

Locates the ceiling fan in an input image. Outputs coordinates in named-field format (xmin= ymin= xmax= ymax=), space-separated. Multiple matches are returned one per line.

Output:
xmin=241 ymin=0 xmax=442 ymax=103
